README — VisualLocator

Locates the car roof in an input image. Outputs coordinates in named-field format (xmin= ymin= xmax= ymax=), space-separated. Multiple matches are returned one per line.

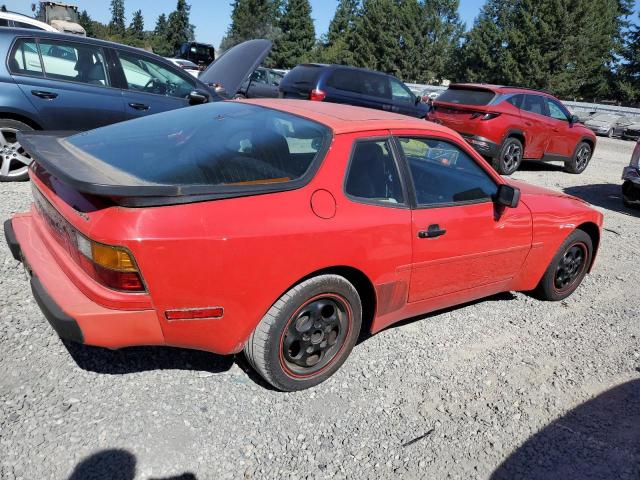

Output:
xmin=295 ymin=63 xmax=398 ymax=77
xmin=242 ymin=99 xmax=450 ymax=135
xmin=450 ymin=83 xmax=556 ymax=97
xmin=0 ymin=12 xmax=58 ymax=31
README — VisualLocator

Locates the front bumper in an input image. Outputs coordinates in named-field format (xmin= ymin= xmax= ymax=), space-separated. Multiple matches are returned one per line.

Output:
xmin=587 ymin=126 xmax=611 ymax=135
xmin=5 ymin=215 xmax=165 ymax=349
xmin=460 ymin=134 xmax=500 ymax=158
xmin=623 ymin=130 xmax=640 ymax=140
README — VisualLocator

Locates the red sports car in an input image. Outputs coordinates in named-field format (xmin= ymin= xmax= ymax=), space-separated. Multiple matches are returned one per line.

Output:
xmin=5 ymin=99 xmax=603 ymax=391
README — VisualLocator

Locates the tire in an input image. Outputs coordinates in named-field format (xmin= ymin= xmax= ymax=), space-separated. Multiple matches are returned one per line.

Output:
xmin=606 ymin=128 xmax=614 ymax=138
xmin=233 ymin=93 xmax=247 ymax=100
xmin=564 ymin=141 xmax=592 ymax=174
xmin=492 ymin=137 xmax=523 ymax=175
xmin=0 ymin=119 xmax=34 ymax=182
xmin=244 ymin=274 xmax=362 ymax=391
xmin=622 ymin=180 xmax=639 ymax=207
xmin=534 ymin=229 xmax=593 ymax=301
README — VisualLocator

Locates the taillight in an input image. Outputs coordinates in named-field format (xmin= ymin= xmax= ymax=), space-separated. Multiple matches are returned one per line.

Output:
xmin=76 ymin=235 xmax=145 ymax=292
xmin=471 ymin=112 xmax=501 ymax=121
xmin=310 ymin=89 xmax=326 ymax=101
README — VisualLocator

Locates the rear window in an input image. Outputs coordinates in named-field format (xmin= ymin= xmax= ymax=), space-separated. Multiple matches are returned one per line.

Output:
xmin=437 ymin=88 xmax=496 ymax=106
xmin=63 ymin=102 xmax=330 ymax=188
xmin=281 ymin=65 xmax=323 ymax=88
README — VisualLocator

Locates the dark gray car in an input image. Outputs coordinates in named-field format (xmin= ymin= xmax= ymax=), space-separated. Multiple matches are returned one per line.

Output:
xmin=584 ymin=113 xmax=634 ymax=138
xmin=236 ymin=67 xmax=285 ymax=99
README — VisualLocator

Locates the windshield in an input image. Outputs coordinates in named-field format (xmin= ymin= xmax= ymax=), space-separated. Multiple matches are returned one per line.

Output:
xmin=46 ymin=5 xmax=79 ymax=22
xmin=63 ymin=102 xmax=330 ymax=188
xmin=591 ymin=114 xmax=619 ymax=122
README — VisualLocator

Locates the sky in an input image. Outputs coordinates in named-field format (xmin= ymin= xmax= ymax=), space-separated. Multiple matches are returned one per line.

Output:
xmin=3 ymin=0 xmax=639 ymax=49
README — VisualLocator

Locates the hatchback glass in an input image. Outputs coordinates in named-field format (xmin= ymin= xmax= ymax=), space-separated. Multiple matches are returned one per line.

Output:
xmin=63 ymin=102 xmax=330 ymax=187
xmin=437 ymin=88 xmax=495 ymax=106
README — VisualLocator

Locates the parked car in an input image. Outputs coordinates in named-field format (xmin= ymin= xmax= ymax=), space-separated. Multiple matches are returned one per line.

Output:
xmin=0 ymin=29 xmax=271 ymax=181
xmin=175 ymin=41 xmax=215 ymax=68
xmin=621 ymin=122 xmax=640 ymax=141
xmin=166 ymin=58 xmax=200 ymax=78
xmin=0 ymin=10 xmax=59 ymax=32
xmin=278 ymin=64 xmax=429 ymax=118
xmin=5 ymin=99 xmax=602 ymax=391
xmin=622 ymin=139 xmax=640 ymax=207
xmin=583 ymin=113 xmax=635 ymax=137
xmin=428 ymin=84 xmax=597 ymax=175
xmin=235 ymin=67 xmax=284 ymax=99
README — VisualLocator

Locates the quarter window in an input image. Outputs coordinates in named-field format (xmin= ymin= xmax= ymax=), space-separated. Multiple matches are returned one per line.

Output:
xmin=117 ymin=51 xmax=194 ymax=98
xmin=546 ymin=98 xmax=569 ymax=121
xmin=397 ymin=137 xmax=497 ymax=206
xmin=8 ymin=38 xmax=43 ymax=76
xmin=345 ymin=139 xmax=404 ymax=205
xmin=521 ymin=94 xmax=547 ymax=116
xmin=39 ymin=40 xmax=109 ymax=86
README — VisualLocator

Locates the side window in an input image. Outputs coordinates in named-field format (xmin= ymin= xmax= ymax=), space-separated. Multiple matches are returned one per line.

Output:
xmin=506 ymin=94 xmax=523 ymax=109
xmin=14 ymin=21 xmax=43 ymax=30
xmin=327 ymin=69 xmax=360 ymax=93
xmin=39 ymin=40 xmax=109 ymax=86
xmin=521 ymin=94 xmax=547 ymax=116
xmin=345 ymin=139 xmax=404 ymax=205
xmin=117 ymin=51 xmax=194 ymax=98
xmin=360 ymin=72 xmax=391 ymax=99
xmin=397 ymin=137 xmax=497 ymax=206
xmin=546 ymin=98 xmax=569 ymax=121
xmin=8 ymin=38 xmax=43 ymax=76
xmin=250 ymin=68 xmax=268 ymax=85
xmin=270 ymin=71 xmax=284 ymax=86
xmin=390 ymin=78 xmax=413 ymax=104
xmin=0 ymin=19 xmax=9 ymax=27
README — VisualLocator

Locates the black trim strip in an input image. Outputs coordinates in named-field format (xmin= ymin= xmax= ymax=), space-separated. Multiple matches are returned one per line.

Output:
xmin=3 ymin=219 xmax=22 ymax=261
xmin=31 ymin=275 xmax=84 ymax=344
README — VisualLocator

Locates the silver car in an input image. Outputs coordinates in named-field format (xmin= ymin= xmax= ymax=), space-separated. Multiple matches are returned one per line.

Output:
xmin=584 ymin=113 xmax=634 ymax=137
xmin=622 ymin=140 xmax=640 ymax=206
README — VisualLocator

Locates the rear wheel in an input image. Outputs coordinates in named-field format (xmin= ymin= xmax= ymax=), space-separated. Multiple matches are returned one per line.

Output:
xmin=0 ymin=119 xmax=33 ymax=182
xmin=244 ymin=275 xmax=362 ymax=391
xmin=606 ymin=128 xmax=614 ymax=138
xmin=534 ymin=230 xmax=593 ymax=301
xmin=564 ymin=141 xmax=592 ymax=174
xmin=622 ymin=180 xmax=639 ymax=207
xmin=233 ymin=93 xmax=247 ymax=100
xmin=493 ymin=137 xmax=523 ymax=175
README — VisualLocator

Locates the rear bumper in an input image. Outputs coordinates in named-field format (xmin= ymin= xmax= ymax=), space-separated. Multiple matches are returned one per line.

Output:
xmin=6 ymin=215 xmax=165 ymax=349
xmin=460 ymin=134 xmax=500 ymax=158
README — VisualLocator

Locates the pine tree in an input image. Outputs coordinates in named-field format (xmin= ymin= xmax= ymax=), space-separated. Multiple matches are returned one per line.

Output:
xmin=78 ymin=10 xmax=95 ymax=38
xmin=109 ymin=0 xmax=126 ymax=36
xmin=271 ymin=0 xmax=316 ymax=68
xmin=128 ymin=10 xmax=144 ymax=40
xmin=220 ymin=0 xmax=281 ymax=51
xmin=619 ymin=12 xmax=640 ymax=101
xmin=152 ymin=13 xmax=172 ymax=56
xmin=166 ymin=0 xmax=195 ymax=55
xmin=420 ymin=0 xmax=464 ymax=83
xmin=318 ymin=0 xmax=359 ymax=65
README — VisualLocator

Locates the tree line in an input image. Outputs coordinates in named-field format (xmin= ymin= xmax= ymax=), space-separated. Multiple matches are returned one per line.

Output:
xmin=76 ymin=0 xmax=640 ymax=104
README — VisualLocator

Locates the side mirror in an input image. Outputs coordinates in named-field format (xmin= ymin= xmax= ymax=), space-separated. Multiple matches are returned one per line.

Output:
xmin=496 ymin=184 xmax=520 ymax=208
xmin=414 ymin=95 xmax=422 ymax=105
xmin=569 ymin=114 xmax=579 ymax=124
xmin=188 ymin=89 xmax=209 ymax=105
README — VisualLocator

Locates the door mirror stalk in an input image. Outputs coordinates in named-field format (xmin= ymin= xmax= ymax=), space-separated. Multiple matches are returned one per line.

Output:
xmin=496 ymin=184 xmax=521 ymax=208
xmin=569 ymin=114 xmax=579 ymax=124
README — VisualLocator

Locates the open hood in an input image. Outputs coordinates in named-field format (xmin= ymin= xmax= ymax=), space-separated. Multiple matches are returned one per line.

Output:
xmin=199 ymin=39 xmax=272 ymax=99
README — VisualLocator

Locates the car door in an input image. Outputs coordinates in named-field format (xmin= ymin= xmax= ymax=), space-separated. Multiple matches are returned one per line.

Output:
xmin=614 ymin=116 xmax=632 ymax=136
xmin=245 ymin=68 xmax=272 ymax=98
xmin=393 ymin=134 xmax=532 ymax=302
xmin=358 ymin=71 xmax=394 ymax=112
xmin=519 ymin=94 xmax=551 ymax=159
xmin=114 ymin=49 xmax=196 ymax=119
xmin=389 ymin=77 xmax=419 ymax=117
xmin=8 ymin=37 xmax=126 ymax=130
xmin=543 ymin=97 xmax=576 ymax=157
xmin=266 ymin=70 xmax=284 ymax=98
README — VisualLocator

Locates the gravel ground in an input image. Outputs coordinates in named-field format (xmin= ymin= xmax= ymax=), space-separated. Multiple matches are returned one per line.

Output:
xmin=1 ymin=136 xmax=639 ymax=480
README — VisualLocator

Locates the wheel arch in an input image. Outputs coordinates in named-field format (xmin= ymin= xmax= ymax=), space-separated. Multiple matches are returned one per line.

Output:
xmin=503 ymin=129 xmax=526 ymax=149
xmin=578 ymin=136 xmax=595 ymax=152
xmin=576 ymin=221 xmax=600 ymax=272
xmin=283 ymin=265 xmax=377 ymax=340
xmin=0 ymin=112 xmax=42 ymax=130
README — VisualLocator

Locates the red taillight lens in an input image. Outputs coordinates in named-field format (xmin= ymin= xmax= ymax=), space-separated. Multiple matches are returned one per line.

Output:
xmin=310 ymin=89 xmax=326 ymax=101
xmin=471 ymin=112 xmax=501 ymax=121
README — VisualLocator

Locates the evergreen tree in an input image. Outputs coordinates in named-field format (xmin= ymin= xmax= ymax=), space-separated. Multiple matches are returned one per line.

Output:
xmin=152 ymin=13 xmax=171 ymax=55
xmin=166 ymin=0 xmax=195 ymax=55
xmin=420 ymin=0 xmax=464 ymax=83
xmin=78 ymin=9 xmax=95 ymax=38
xmin=109 ymin=0 xmax=126 ymax=36
xmin=272 ymin=0 xmax=316 ymax=68
xmin=318 ymin=0 xmax=359 ymax=65
xmin=619 ymin=12 xmax=640 ymax=101
xmin=220 ymin=0 xmax=281 ymax=51
xmin=128 ymin=9 xmax=144 ymax=41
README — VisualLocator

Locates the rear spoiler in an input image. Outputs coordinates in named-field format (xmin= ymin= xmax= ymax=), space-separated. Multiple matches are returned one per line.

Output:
xmin=18 ymin=132 xmax=301 ymax=208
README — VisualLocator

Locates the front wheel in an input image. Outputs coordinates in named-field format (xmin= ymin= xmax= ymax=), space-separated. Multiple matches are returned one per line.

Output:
xmin=244 ymin=275 xmax=362 ymax=391
xmin=534 ymin=230 xmax=593 ymax=301
xmin=493 ymin=137 xmax=523 ymax=175
xmin=564 ymin=141 xmax=592 ymax=174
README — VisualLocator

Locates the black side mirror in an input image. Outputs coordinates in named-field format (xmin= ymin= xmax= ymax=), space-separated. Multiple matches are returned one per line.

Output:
xmin=188 ymin=89 xmax=209 ymax=105
xmin=569 ymin=114 xmax=579 ymax=124
xmin=496 ymin=184 xmax=520 ymax=208
xmin=414 ymin=95 xmax=422 ymax=105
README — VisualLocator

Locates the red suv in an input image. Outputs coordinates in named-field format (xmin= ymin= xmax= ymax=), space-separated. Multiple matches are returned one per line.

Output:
xmin=428 ymin=84 xmax=596 ymax=175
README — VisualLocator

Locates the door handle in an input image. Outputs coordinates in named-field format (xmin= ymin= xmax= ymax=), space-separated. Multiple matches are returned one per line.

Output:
xmin=525 ymin=121 xmax=533 ymax=126
xmin=418 ymin=224 xmax=447 ymax=239
xmin=552 ymin=128 xmax=560 ymax=132
xmin=128 ymin=102 xmax=150 ymax=111
xmin=31 ymin=90 xmax=58 ymax=99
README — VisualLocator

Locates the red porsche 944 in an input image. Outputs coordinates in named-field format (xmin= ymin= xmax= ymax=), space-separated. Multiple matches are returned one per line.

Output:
xmin=5 ymin=99 xmax=603 ymax=391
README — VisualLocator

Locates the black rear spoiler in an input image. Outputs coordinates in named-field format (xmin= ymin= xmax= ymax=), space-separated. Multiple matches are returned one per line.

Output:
xmin=19 ymin=132 xmax=300 ymax=208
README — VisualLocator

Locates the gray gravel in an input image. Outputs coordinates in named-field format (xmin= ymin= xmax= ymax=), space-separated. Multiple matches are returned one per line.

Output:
xmin=1 ymin=137 xmax=639 ymax=480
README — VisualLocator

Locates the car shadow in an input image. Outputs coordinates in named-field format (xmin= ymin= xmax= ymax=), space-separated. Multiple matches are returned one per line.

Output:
xmin=563 ymin=183 xmax=639 ymax=216
xmin=491 ymin=379 xmax=640 ymax=480
xmin=63 ymin=341 xmax=235 ymax=375
xmin=518 ymin=160 xmax=565 ymax=172
xmin=68 ymin=448 xmax=196 ymax=480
